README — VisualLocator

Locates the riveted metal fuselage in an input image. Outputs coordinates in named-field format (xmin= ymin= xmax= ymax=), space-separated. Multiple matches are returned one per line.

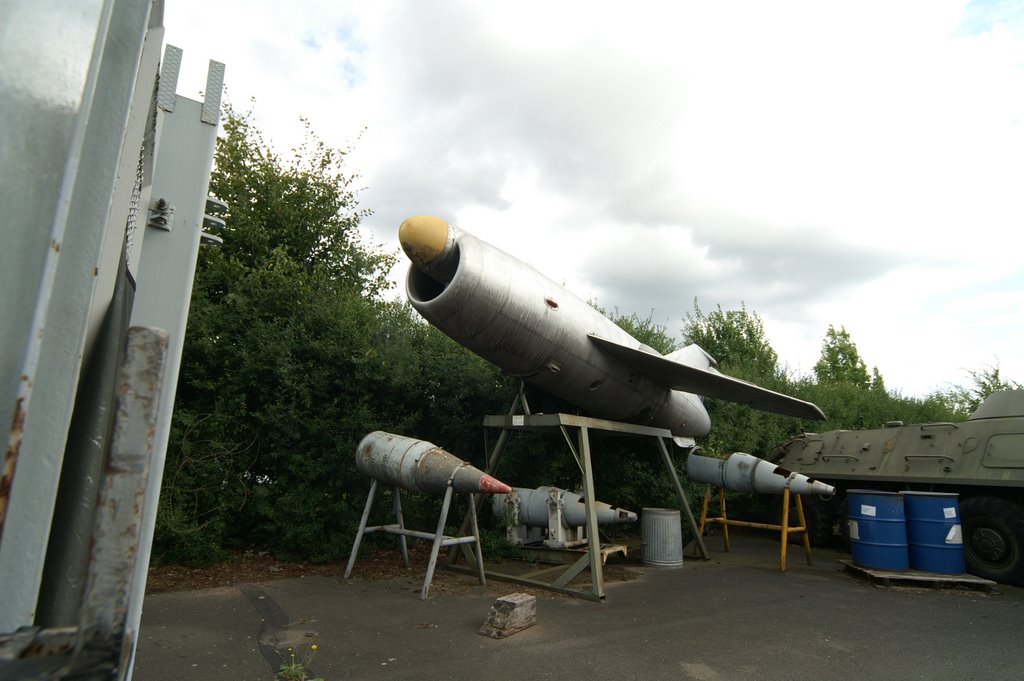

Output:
xmin=405 ymin=230 xmax=710 ymax=437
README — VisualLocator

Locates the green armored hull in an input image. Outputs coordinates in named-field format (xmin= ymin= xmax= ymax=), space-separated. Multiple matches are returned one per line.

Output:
xmin=769 ymin=390 xmax=1024 ymax=585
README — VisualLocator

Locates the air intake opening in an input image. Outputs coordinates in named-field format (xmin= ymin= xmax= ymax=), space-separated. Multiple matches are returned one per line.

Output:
xmin=407 ymin=268 xmax=444 ymax=302
xmin=405 ymin=244 xmax=461 ymax=303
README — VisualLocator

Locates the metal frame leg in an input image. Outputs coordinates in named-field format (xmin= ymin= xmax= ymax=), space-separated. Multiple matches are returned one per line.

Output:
xmin=393 ymin=485 xmax=409 ymax=568
xmin=656 ymin=438 xmax=709 ymax=560
xmin=345 ymin=479 xmax=378 ymax=579
xmin=447 ymin=425 xmax=512 ymax=568
xmin=421 ymin=485 xmax=455 ymax=600
xmin=719 ymin=487 xmax=730 ymax=552
xmin=467 ymin=493 xmax=486 ymax=585
xmin=780 ymin=487 xmax=790 ymax=572
xmin=578 ymin=426 xmax=604 ymax=598
xmin=796 ymin=493 xmax=813 ymax=565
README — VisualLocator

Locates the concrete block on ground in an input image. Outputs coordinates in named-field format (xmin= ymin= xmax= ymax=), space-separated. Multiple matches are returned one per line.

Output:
xmin=478 ymin=593 xmax=536 ymax=638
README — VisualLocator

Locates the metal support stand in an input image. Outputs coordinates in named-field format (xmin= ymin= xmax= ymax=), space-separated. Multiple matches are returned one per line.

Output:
xmin=696 ymin=484 xmax=813 ymax=572
xmin=344 ymin=481 xmax=486 ymax=600
xmin=449 ymin=406 xmax=707 ymax=600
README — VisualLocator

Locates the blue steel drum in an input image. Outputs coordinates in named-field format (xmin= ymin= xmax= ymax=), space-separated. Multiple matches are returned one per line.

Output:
xmin=901 ymin=492 xmax=966 ymax=574
xmin=847 ymin=490 xmax=909 ymax=570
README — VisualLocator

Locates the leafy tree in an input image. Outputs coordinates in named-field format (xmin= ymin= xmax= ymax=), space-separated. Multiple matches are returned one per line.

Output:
xmin=674 ymin=302 xmax=809 ymax=457
xmin=682 ymin=301 xmax=780 ymax=382
xmin=400 ymin=309 xmax=517 ymax=456
xmin=940 ymin=363 xmax=1022 ymax=415
xmin=155 ymin=109 xmax=524 ymax=565
xmin=802 ymin=325 xmax=964 ymax=430
xmin=156 ymin=110 xmax=400 ymax=564
xmin=610 ymin=309 xmax=678 ymax=354
xmin=813 ymin=325 xmax=872 ymax=387
xmin=870 ymin=367 xmax=886 ymax=393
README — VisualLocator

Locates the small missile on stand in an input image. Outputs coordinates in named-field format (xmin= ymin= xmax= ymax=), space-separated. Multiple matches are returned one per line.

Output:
xmin=492 ymin=485 xmax=637 ymax=549
xmin=348 ymin=432 xmax=510 ymax=598
xmin=686 ymin=451 xmax=834 ymax=571
xmin=356 ymin=431 xmax=511 ymax=497
xmin=492 ymin=486 xmax=638 ymax=527
xmin=686 ymin=451 xmax=835 ymax=496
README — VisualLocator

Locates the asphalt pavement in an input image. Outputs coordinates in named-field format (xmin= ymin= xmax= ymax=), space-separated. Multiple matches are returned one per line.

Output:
xmin=133 ymin=533 xmax=1024 ymax=681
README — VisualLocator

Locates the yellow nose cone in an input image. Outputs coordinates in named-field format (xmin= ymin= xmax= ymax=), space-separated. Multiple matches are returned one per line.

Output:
xmin=399 ymin=215 xmax=450 ymax=267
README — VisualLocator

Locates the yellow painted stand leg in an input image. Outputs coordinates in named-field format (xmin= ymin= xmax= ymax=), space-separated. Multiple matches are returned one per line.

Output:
xmin=698 ymin=484 xmax=816 ymax=573
xmin=779 ymin=488 xmax=814 ymax=572
xmin=695 ymin=483 xmax=712 ymax=557
xmin=697 ymin=484 xmax=710 ymax=536
xmin=796 ymin=492 xmax=813 ymax=566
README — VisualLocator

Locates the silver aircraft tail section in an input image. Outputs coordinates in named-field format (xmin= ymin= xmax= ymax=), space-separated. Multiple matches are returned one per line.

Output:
xmin=587 ymin=334 xmax=825 ymax=421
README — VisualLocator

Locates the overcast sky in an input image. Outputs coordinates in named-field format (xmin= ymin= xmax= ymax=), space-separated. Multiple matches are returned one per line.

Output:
xmin=163 ymin=0 xmax=1023 ymax=398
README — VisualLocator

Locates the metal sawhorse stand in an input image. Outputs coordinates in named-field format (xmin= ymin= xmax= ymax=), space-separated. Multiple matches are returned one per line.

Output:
xmin=344 ymin=479 xmax=486 ymax=600
xmin=696 ymin=483 xmax=813 ymax=572
xmin=449 ymin=389 xmax=708 ymax=600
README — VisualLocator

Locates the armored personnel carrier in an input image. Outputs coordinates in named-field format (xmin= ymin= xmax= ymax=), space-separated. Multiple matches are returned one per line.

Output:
xmin=767 ymin=390 xmax=1024 ymax=585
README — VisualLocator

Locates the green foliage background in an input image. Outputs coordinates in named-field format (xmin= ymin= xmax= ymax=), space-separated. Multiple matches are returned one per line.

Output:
xmin=153 ymin=111 xmax=1018 ymax=565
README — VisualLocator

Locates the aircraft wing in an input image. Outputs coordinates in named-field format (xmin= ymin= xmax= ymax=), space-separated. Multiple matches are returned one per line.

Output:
xmin=588 ymin=334 xmax=826 ymax=420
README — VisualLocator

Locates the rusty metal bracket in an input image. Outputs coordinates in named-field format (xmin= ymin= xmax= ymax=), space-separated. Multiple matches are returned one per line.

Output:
xmin=0 ymin=327 xmax=168 ymax=680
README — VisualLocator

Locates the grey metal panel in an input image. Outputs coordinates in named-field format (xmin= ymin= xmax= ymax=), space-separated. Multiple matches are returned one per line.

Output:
xmin=157 ymin=44 xmax=180 ymax=112
xmin=0 ymin=0 xmax=156 ymax=633
xmin=35 ymin=13 xmax=164 ymax=631
xmin=201 ymin=60 xmax=225 ymax=124
xmin=0 ymin=0 xmax=112 ymax=525
xmin=35 ymin=260 xmax=135 ymax=628
xmin=8 ymin=0 xmax=155 ymax=630
xmin=125 ymin=88 xmax=222 ymax=669
xmin=482 ymin=412 xmax=673 ymax=438
xmin=106 ymin=24 xmax=165 ymax=290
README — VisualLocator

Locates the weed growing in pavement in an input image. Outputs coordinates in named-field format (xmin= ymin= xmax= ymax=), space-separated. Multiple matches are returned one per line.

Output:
xmin=278 ymin=644 xmax=323 ymax=681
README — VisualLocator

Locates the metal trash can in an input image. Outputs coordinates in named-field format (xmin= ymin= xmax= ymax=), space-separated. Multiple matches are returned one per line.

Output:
xmin=641 ymin=508 xmax=684 ymax=568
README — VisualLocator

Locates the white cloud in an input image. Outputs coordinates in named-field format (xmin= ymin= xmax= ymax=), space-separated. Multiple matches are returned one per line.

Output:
xmin=164 ymin=0 xmax=1024 ymax=397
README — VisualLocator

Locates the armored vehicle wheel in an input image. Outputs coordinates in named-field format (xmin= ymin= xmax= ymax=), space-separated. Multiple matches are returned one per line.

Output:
xmin=960 ymin=497 xmax=1024 ymax=586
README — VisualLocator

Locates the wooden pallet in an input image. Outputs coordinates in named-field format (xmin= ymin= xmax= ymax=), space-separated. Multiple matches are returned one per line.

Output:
xmin=840 ymin=560 xmax=999 ymax=592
